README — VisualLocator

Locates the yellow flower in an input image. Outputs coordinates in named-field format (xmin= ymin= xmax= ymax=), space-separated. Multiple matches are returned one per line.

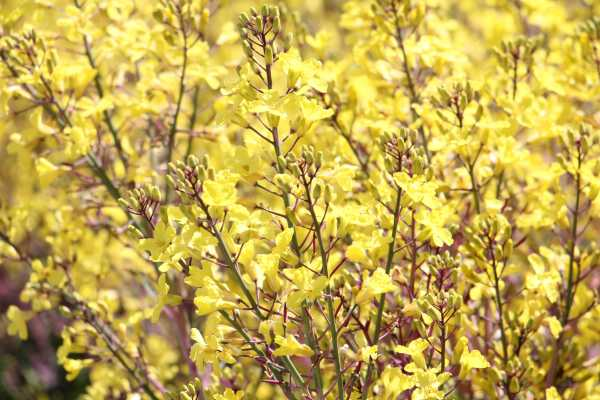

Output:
xmin=394 ymin=339 xmax=429 ymax=369
xmin=459 ymin=349 xmax=490 ymax=379
xmin=273 ymin=335 xmax=314 ymax=357
xmin=151 ymin=274 xmax=182 ymax=323
xmin=7 ymin=305 xmax=32 ymax=340
xmin=356 ymin=268 xmax=397 ymax=305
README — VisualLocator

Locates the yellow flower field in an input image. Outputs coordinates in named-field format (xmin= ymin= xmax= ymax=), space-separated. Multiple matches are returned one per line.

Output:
xmin=1 ymin=0 xmax=599 ymax=399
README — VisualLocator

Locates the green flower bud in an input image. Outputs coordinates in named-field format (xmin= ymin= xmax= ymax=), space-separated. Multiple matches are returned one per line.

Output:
xmin=118 ymin=198 xmax=130 ymax=210
xmin=312 ymin=183 xmax=322 ymax=201
xmin=277 ymin=156 xmax=287 ymax=170
xmin=272 ymin=16 xmax=281 ymax=34
xmin=324 ymin=184 xmax=333 ymax=203
xmin=261 ymin=5 xmax=269 ymax=17
xmin=127 ymin=225 xmax=144 ymax=240
xmin=166 ymin=174 xmax=177 ymax=190
xmin=265 ymin=44 xmax=274 ymax=65
xmin=239 ymin=12 xmax=249 ymax=26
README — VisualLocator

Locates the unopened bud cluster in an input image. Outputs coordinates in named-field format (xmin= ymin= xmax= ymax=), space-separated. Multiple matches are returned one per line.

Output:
xmin=119 ymin=184 xmax=162 ymax=238
xmin=0 ymin=32 xmax=56 ymax=90
xmin=166 ymin=378 xmax=204 ymax=400
xmin=154 ymin=0 xmax=209 ymax=45
xmin=371 ymin=0 xmax=425 ymax=35
xmin=167 ymin=154 xmax=212 ymax=203
xmin=275 ymin=146 xmax=336 ymax=209
xmin=238 ymin=6 xmax=290 ymax=76
xmin=558 ymin=124 xmax=597 ymax=166
xmin=381 ymin=129 xmax=430 ymax=177
xmin=280 ymin=145 xmax=323 ymax=177
xmin=431 ymin=81 xmax=482 ymax=127
xmin=417 ymin=252 xmax=462 ymax=325
xmin=464 ymin=215 xmax=513 ymax=264
xmin=494 ymin=36 xmax=542 ymax=75
xmin=119 ymin=184 xmax=162 ymax=213
xmin=579 ymin=17 xmax=600 ymax=69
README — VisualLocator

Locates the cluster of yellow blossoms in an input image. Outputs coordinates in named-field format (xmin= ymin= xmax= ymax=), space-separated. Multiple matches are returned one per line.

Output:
xmin=1 ymin=0 xmax=600 ymax=399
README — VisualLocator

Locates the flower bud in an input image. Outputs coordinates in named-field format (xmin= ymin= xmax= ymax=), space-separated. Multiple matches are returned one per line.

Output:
xmin=324 ymin=185 xmax=333 ymax=203
xmin=272 ymin=16 xmax=281 ymax=34
xmin=503 ymin=238 xmax=513 ymax=260
xmin=277 ymin=156 xmax=287 ymax=170
xmin=264 ymin=45 xmax=274 ymax=65
xmin=239 ymin=12 xmax=249 ymax=26
xmin=118 ymin=198 xmax=130 ymax=210
xmin=166 ymin=174 xmax=177 ymax=189
xmin=150 ymin=185 xmax=162 ymax=202
xmin=127 ymin=225 xmax=144 ymax=240
xmin=312 ymin=183 xmax=322 ymax=201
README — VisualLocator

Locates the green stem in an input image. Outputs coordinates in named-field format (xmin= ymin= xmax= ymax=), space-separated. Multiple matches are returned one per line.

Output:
xmin=304 ymin=181 xmax=344 ymax=400
xmin=219 ymin=311 xmax=299 ymax=400
xmin=197 ymin=200 xmax=263 ymax=319
xmin=440 ymin=324 xmax=447 ymax=373
xmin=185 ymin=86 xmax=200 ymax=159
xmin=393 ymin=14 xmax=430 ymax=163
xmin=302 ymin=304 xmax=324 ymax=399
xmin=165 ymin=33 xmax=189 ymax=201
xmin=361 ymin=187 xmax=402 ymax=400
xmin=564 ymin=169 xmax=581 ymax=325
xmin=271 ymin=127 xmax=302 ymax=255
xmin=496 ymin=169 xmax=505 ymax=199
xmin=491 ymin=253 xmax=508 ymax=365
xmin=547 ymin=149 xmax=583 ymax=388
xmin=468 ymin=165 xmax=481 ymax=214
xmin=82 ymin=34 xmax=128 ymax=167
